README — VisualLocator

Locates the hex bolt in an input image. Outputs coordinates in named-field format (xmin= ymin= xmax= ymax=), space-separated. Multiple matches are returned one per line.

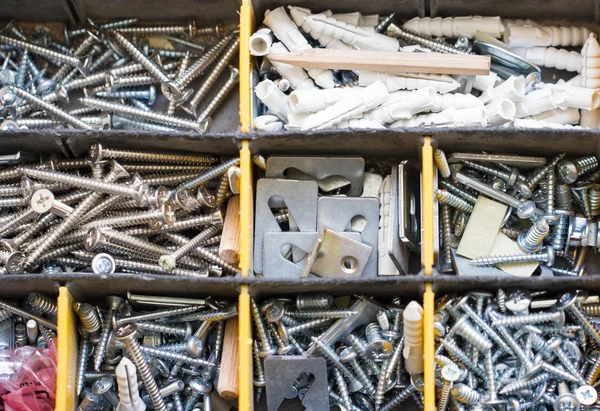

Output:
xmin=517 ymin=219 xmax=550 ymax=253
xmin=182 ymin=37 xmax=240 ymax=116
xmin=558 ymin=155 xmax=598 ymax=184
xmin=8 ymin=86 xmax=92 ymax=130
xmin=161 ymin=35 xmax=233 ymax=102
xmin=435 ymin=189 xmax=474 ymax=213
xmin=555 ymin=292 xmax=600 ymax=347
xmin=81 ymin=97 xmax=209 ymax=132
xmin=30 ymin=189 xmax=73 ymax=218
xmin=469 ymin=246 xmax=555 ymax=267
xmin=456 ymin=172 xmax=538 ymax=218
xmin=114 ymin=324 xmax=166 ymax=411
xmin=196 ymin=66 xmax=239 ymax=126
xmin=0 ymin=34 xmax=87 ymax=72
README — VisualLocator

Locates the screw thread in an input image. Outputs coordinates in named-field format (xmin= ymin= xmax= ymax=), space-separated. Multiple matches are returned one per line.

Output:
xmin=139 ymin=345 xmax=214 ymax=367
xmin=175 ymin=35 xmax=232 ymax=90
xmin=296 ymin=293 xmax=334 ymax=310
xmin=310 ymin=337 xmax=355 ymax=382
xmin=16 ymin=50 xmax=28 ymax=89
xmin=152 ymin=341 xmax=188 ymax=351
xmin=52 ymin=34 xmax=97 ymax=82
xmin=575 ymin=155 xmax=599 ymax=175
xmin=177 ymin=158 xmax=241 ymax=192
xmin=451 ymin=383 xmax=480 ymax=404
xmin=441 ymin=339 xmax=485 ymax=378
xmin=552 ymin=214 xmax=570 ymax=252
xmin=168 ymin=53 xmax=192 ymax=115
xmin=250 ymin=298 xmax=273 ymax=353
xmin=252 ymin=341 xmax=266 ymax=384
xmin=97 ymin=88 xmax=153 ymax=100
xmin=287 ymin=309 xmax=358 ymax=319
xmin=350 ymin=357 xmax=374 ymax=393
xmin=435 ymin=189 xmax=473 ymax=213
xmin=393 ymin=26 xmax=472 ymax=55
xmin=135 ymin=321 xmax=187 ymax=336
xmin=27 ymin=292 xmax=58 ymax=316
xmin=555 ymin=183 xmax=573 ymax=210
xmin=440 ymin=204 xmax=453 ymax=267
xmin=167 ymin=225 xmax=220 ymax=261
xmin=380 ymin=384 xmax=417 ymax=411
xmin=215 ymin=173 xmax=230 ymax=207
xmin=197 ymin=67 xmax=239 ymax=123
xmin=83 ymin=208 xmax=167 ymax=228
xmin=116 ymin=255 xmax=207 ymax=277
xmin=0 ymin=34 xmax=81 ymax=67
xmin=333 ymin=368 xmax=353 ymax=410
xmin=186 ymin=37 xmax=240 ymax=112
xmin=143 ymin=172 xmax=202 ymax=186
xmin=541 ymin=361 xmax=580 ymax=383
xmin=439 ymin=180 xmax=477 ymax=204
xmin=94 ymin=319 xmax=113 ymax=371
xmin=574 ymin=187 xmax=593 ymax=219
xmin=567 ymin=305 xmax=600 ymax=347
xmin=172 ymin=392 xmax=184 ymax=411
xmin=375 ymin=359 xmax=388 ymax=406
xmin=470 ymin=251 xmax=550 ymax=266
xmin=116 ymin=25 xmax=189 ymax=35
xmin=76 ymin=303 xmax=101 ymax=334
xmin=268 ymin=323 xmax=288 ymax=351
xmin=99 ymin=18 xmax=138 ymax=30
xmin=526 ymin=153 xmax=566 ymax=190
xmin=287 ymin=318 xmax=332 ymax=334
xmin=493 ymin=310 xmax=563 ymax=326
xmin=343 ymin=334 xmax=380 ymax=375
xmin=521 ymin=219 xmax=549 ymax=250
xmin=546 ymin=171 xmax=556 ymax=214
xmin=110 ymin=31 xmax=169 ymax=83
xmin=75 ymin=338 xmax=90 ymax=396
xmin=453 ymin=319 xmax=492 ymax=352
xmin=366 ymin=322 xmax=384 ymax=343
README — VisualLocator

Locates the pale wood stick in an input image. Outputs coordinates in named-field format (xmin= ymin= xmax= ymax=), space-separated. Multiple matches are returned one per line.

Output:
xmin=219 ymin=195 xmax=241 ymax=264
xmin=217 ymin=317 xmax=239 ymax=399
xmin=267 ymin=49 xmax=490 ymax=75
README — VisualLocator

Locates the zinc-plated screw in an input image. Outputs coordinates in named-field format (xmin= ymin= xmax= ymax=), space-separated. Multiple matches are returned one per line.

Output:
xmin=343 ymin=333 xmax=380 ymax=376
xmin=196 ymin=66 xmax=239 ymax=125
xmin=492 ymin=310 xmax=565 ymax=327
xmin=176 ymin=158 xmax=241 ymax=193
xmin=310 ymin=336 xmax=363 ymax=392
xmin=168 ymin=52 xmax=192 ymax=115
xmin=448 ymin=316 xmax=492 ymax=352
xmin=440 ymin=338 xmax=486 ymax=379
xmin=375 ymin=339 xmax=404 ymax=407
xmin=158 ymin=225 xmax=220 ymax=270
xmin=27 ymin=292 xmax=57 ymax=316
xmin=115 ymin=21 xmax=197 ymax=36
xmin=81 ymin=97 xmax=209 ymax=132
xmin=332 ymin=368 xmax=354 ymax=410
xmin=84 ymin=202 xmax=177 ymax=229
xmin=390 ymin=25 xmax=473 ymax=55
xmin=114 ymin=323 xmax=166 ymax=411
xmin=139 ymin=345 xmax=214 ymax=367
xmin=90 ymin=142 xmax=217 ymax=165
xmin=469 ymin=246 xmax=555 ymax=267
xmin=438 ymin=364 xmax=462 ymax=411
xmin=93 ymin=296 xmax=124 ymax=371
xmin=380 ymin=374 xmax=423 ymax=411
xmin=338 ymin=346 xmax=375 ymax=394
xmin=109 ymin=30 xmax=170 ymax=84
xmin=251 ymin=298 xmax=276 ymax=357
xmin=435 ymin=189 xmax=474 ymax=213
xmin=161 ymin=35 xmax=233 ymax=102
xmin=546 ymin=171 xmax=556 ymax=215
xmin=499 ymin=372 xmax=549 ymax=395
xmin=440 ymin=204 xmax=454 ymax=273
xmin=252 ymin=341 xmax=266 ymax=402
xmin=76 ymin=337 xmax=91 ymax=395
xmin=92 ymin=376 xmax=120 ymax=408
xmin=542 ymin=336 xmax=586 ymax=385
xmin=558 ymin=155 xmax=598 ymax=184
xmin=555 ymin=292 xmax=600 ymax=347
xmin=365 ymin=322 xmax=393 ymax=361
xmin=0 ymin=34 xmax=87 ymax=72
xmin=286 ymin=318 xmax=332 ymax=335
xmin=96 ymin=86 xmax=157 ymax=104
xmin=451 ymin=383 xmax=481 ymax=404
xmin=182 ymin=37 xmax=240 ymax=116
xmin=517 ymin=219 xmax=549 ymax=253
xmin=184 ymin=378 xmax=212 ymax=411
xmin=296 ymin=293 xmax=334 ymax=310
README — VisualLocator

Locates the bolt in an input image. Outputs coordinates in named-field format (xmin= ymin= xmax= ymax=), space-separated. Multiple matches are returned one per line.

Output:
xmin=558 ymin=155 xmax=598 ymax=184
xmin=469 ymin=246 xmax=555 ymax=267
xmin=114 ymin=323 xmax=166 ymax=411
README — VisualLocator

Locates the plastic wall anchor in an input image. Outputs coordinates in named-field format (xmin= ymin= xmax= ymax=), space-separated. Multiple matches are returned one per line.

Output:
xmin=377 ymin=176 xmax=400 ymax=275
xmin=504 ymin=23 xmax=592 ymax=47
xmin=390 ymin=106 xmax=488 ymax=128
xmin=515 ymin=87 xmax=564 ymax=117
xmin=331 ymin=12 xmax=379 ymax=27
xmin=250 ymin=28 xmax=274 ymax=56
xmin=303 ymin=14 xmax=399 ymax=52
xmin=555 ymin=85 xmax=600 ymax=110
xmin=301 ymin=81 xmax=388 ymax=130
xmin=485 ymin=99 xmax=516 ymax=125
xmin=567 ymin=74 xmax=583 ymax=86
xmin=255 ymin=79 xmax=290 ymax=122
xmin=267 ymin=42 xmax=317 ymax=91
xmin=288 ymin=7 xmax=353 ymax=51
xmin=263 ymin=7 xmax=335 ymax=88
xmin=359 ymin=71 xmax=460 ymax=94
xmin=479 ymin=76 xmax=525 ymax=104
xmin=526 ymin=107 xmax=580 ymax=124
xmin=432 ymin=92 xmax=483 ymax=112
xmin=116 ymin=357 xmax=146 ymax=411
xmin=254 ymin=114 xmax=284 ymax=132
xmin=511 ymin=47 xmax=582 ymax=72
xmin=403 ymin=16 xmax=504 ymax=39
xmin=334 ymin=118 xmax=386 ymax=129
xmin=473 ymin=72 xmax=499 ymax=92
xmin=510 ymin=118 xmax=584 ymax=129
xmin=289 ymin=87 xmax=360 ymax=113
xmin=403 ymin=301 xmax=424 ymax=375
xmin=365 ymin=87 xmax=437 ymax=124
xmin=285 ymin=111 xmax=311 ymax=129
xmin=579 ymin=34 xmax=600 ymax=127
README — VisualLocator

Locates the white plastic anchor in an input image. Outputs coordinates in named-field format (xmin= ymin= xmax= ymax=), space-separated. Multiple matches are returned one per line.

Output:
xmin=403 ymin=301 xmax=424 ymax=375
xmin=288 ymin=7 xmax=353 ymax=50
xmin=267 ymin=42 xmax=317 ymax=90
xmin=504 ymin=23 xmax=592 ymax=47
xmin=302 ymin=14 xmax=399 ymax=52
xmin=263 ymin=7 xmax=335 ymax=88
xmin=511 ymin=47 xmax=582 ymax=72
xmin=432 ymin=92 xmax=483 ymax=112
xmin=510 ymin=118 xmax=584 ymax=129
xmin=254 ymin=114 xmax=284 ymax=132
xmin=580 ymin=33 xmax=600 ymax=127
xmin=334 ymin=118 xmax=386 ymax=129
xmin=254 ymin=79 xmax=290 ymax=122
xmin=527 ymin=107 xmax=581 ymax=125
xmin=515 ymin=87 xmax=564 ymax=117
xmin=364 ymin=87 xmax=437 ymax=124
xmin=249 ymin=28 xmax=274 ymax=56
xmin=301 ymin=81 xmax=388 ymax=130
xmin=116 ymin=357 xmax=146 ymax=411
xmin=473 ymin=72 xmax=499 ymax=92
xmin=479 ymin=76 xmax=526 ymax=104
xmin=555 ymin=84 xmax=600 ymax=111
xmin=285 ymin=111 xmax=311 ymax=129
xmin=289 ymin=87 xmax=361 ymax=114
xmin=390 ymin=106 xmax=488 ymax=128
xmin=331 ymin=11 xmax=379 ymax=27
xmin=485 ymin=99 xmax=516 ymax=125
xmin=403 ymin=16 xmax=504 ymax=39
xmin=359 ymin=71 xmax=460 ymax=94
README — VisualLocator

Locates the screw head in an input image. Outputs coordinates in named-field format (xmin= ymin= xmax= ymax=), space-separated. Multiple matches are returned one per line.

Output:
xmin=337 ymin=346 xmax=357 ymax=362
xmin=576 ymin=385 xmax=598 ymax=405
xmin=36 ymin=78 xmax=56 ymax=96
xmin=153 ymin=185 xmax=171 ymax=208
xmin=544 ymin=246 xmax=555 ymax=267
xmin=30 ymin=189 xmax=54 ymax=214
xmin=411 ymin=374 xmax=425 ymax=392
xmin=161 ymin=201 xmax=177 ymax=226
xmin=505 ymin=289 xmax=531 ymax=313
xmin=158 ymin=254 xmax=176 ymax=271
xmin=91 ymin=375 xmax=114 ymax=396
xmin=5 ymin=251 xmax=24 ymax=274
xmin=173 ymin=188 xmax=198 ymax=211
xmin=365 ymin=338 xmax=393 ymax=362
xmin=113 ymin=323 xmax=137 ymax=340
xmin=110 ymin=161 xmax=130 ymax=180
xmin=186 ymin=335 xmax=202 ymax=357
xmin=554 ymin=292 xmax=579 ymax=311
xmin=210 ymin=209 xmax=224 ymax=226
xmin=264 ymin=301 xmax=285 ymax=323
xmin=89 ymin=141 xmax=104 ymax=161
xmin=558 ymin=160 xmax=578 ymax=184
xmin=147 ymin=86 xmax=156 ymax=105
xmin=91 ymin=253 xmax=116 ymax=274
xmin=135 ymin=183 xmax=150 ymax=207
xmin=84 ymin=228 xmax=103 ymax=251
xmin=106 ymin=295 xmax=125 ymax=311
xmin=553 ymin=393 xmax=579 ymax=411
xmin=516 ymin=200 xmax=537 ymax=219
xmin=441 ymin=364 xmax=462 ymax=382
xmin=196 ymin=185 xmax=216 ymax=209
xmin=189 ymin=378 xmax=212 ymax=394
xmin=161 ymin=80 xmax=184 ymax=103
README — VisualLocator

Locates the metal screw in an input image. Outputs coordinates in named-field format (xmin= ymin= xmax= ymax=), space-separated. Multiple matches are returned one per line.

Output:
xmin=470 ymin=246 xmax=555 ymax=266
xmin=196 ymin=66 xmax=239 ymax=126
xmin=435 ymin=189 xmax=474 ymax=213
xmin=555 ymin=292 xmax=600 ymax=347
xmin=558 ymin=155 xmax=598 ymax=184
xmin=517 ymin=219 xmax=550 ymax=253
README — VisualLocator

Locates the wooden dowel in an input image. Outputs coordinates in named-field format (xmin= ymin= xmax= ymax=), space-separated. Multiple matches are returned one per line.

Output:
xmin=219 ymin=195 xmax=241 ymax=264
xmin=217 ymin=317 xmax=239 ymax=399
xmin=267 ymin=49 xmax=490 ymax=76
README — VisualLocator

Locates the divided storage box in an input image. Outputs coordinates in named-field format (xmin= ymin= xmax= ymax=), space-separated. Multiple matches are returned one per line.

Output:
xmin=1 ymin=0 xmax=600 ymax=410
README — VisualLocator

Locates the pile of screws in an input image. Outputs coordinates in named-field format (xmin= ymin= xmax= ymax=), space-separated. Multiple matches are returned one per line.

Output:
xmin=0 ymin=292 xmax=57 ymax=349
xmin=75 ymin=293 xmax=236 ymax=410
xmin=435 ymin=289 xmax=600 ymax=411
xmin=435 ymin=150 xmax=599 ymax=276
xmin=252 ymin=293 xmax=425 ymax=411
xmin=0 ymin=17 xmax=239 ymax=132
xmin=0 ymin=142 xmax=240 ymax=276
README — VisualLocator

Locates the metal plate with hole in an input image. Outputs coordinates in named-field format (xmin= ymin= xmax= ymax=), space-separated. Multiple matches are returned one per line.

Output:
xmin=265 ymin=157 xmax=365 ymax=197
xmin=310 ymin=229 xmax=373 ymax=279
xmin=317 ymin=196 xmax=379 ymax=277
xmin=399 ymin=161 xmax=421 ymax=253
xmin=264 ymin=356 xmax=329 ymax=411
xmin=254 ymin=179 xmax=318 ymax=274
xmin=263 ymin=232 xmax=319 ymax=279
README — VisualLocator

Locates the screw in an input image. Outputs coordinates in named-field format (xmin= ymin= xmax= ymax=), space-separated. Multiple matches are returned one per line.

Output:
xmin=470 ymin=246 xmax=555 ymax=267
xmin=158 ymin=225 xmax=220 ymax=270
xmin=451 ymin=383 xmax=481 ymax=404
xmin=463 ymin=160 xmax=531 ymax=197
xmin=92 ymin=376 xmax=120 ymax=408
xmin=184 ymin=378 xmax=212 ymax=411
xmin=558 ymin=155 xmax=598 ymax=184
xmin=115 ymin=21 xmax=197 ymax=36
xmin=168 ymin=52 xmax=192 ymax=115
xmin=108 ymin=31 xmax=170 ymax=84
xmin=337 ymin=346 xmax=375 ymax=394
xmin=76 ymin=337 xmax=91 ymax=396
xmin=96 ymin=86 xmax=157 ymax=104
xmin=555 ymin=292 xmax=600 ymax=347
xmin=114 ymin=323 xmax=166 ymax=411
xmin=435 ymin=189 xmax=474 ymax=213
xmin=0 ymin=300 xmax=57 ymax=330
xmin=250 ymin=298 xmax=276 ymax=357
xmin=74 ymin=302 xmax=102 ymax=342
xmin=176 ymin=157 xmax=241 ymax=192
xmin=379 ymin=374 xmax=423 ymax=411
xmin=310 ymin=336 xmax=363 ymax=392
xmin=492 ymin=310 xmax=565 ymax=327
xmin=517 ymin=219 xmax=550 ymax=253
xmin=448 ymin=316 xmax=492 ymax=352
xmin=196 ymin=66 xmax=239 ymax=126
xmin=93 ymin=296 xmax=124 ymax=371
xmin=27 ymin=292 xmax=57 ymax=316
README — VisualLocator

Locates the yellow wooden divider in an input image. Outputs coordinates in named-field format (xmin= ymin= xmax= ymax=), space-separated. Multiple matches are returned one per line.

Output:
xmin=56 ymin=287 xmax=78 ymax=411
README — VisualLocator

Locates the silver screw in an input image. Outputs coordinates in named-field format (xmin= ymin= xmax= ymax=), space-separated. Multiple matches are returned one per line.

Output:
xmin=27 ymin=292 xmax=57 ymax=316
xmin=168 ymin=52 xmax=192 ymax=115
xmin=83 ymin=202 xmax=176 ymax=229
xmin=379 ymin=374 xmax=423 ymax=411
xmin=92 ymin=376 xmax=120 ymax=408
xmin=389 ymin=25 xmax=473 ymax=55
xmin=517 ymin=219 xmax=550 ymax=253
xmin=196 ymin=66 xmax=239 ymax=125
xmin=448 ymin=316 xmax=492 ymax=352
xmin=76 ymin=337 xmax=91 ymax=395
xmin=435 ymin=189 xmax=474 ymax=213
xmin=310 ymin=336 xmax=364 ymax=392
xmin=250 ymin=298 xmax=276 ymax=357
xmin=252 ymin=341 xmax=266 ymax=402
xmin=158 ymin=225 xmax=220 ymax=270
xmin=109 ymin=31 xmax=170 ymax=84
xmin=176 ymin=157 xmax=240 ymax=192
xmin=338 ymin=346 xmax=375 ymax=394
xmin=93 ymin=296 xmax=124 ymax=371
xmin=555 ymin=292 xmax=600 ymax=347
xmin=470 ymin=246 xmax=555 ymax=267
xmin=96 ymin=86 xmax=157 ymax=104
xmin=115 ymin=21 xmax=197 ymax=36
xmin=558 ymin=155 xmax=598 ymax=184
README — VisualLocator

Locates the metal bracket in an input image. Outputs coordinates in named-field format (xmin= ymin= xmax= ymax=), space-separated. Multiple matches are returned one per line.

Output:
xmin=399 ymin=161 xmax=421 ymax=253
xmin=266 ymin=156 xmax=365 ymax=197
xmin=310 ymin=229 xmax=372 ymax=279
xmin=263 ymin=232 xmax=319 ymax=279
xmin=254 ymin=179 xmax=318 ymax=274
xmin=317 ymin=197 xmax=379 ymax=277
xmin=264 ymin=356 xmax=329 ymax=411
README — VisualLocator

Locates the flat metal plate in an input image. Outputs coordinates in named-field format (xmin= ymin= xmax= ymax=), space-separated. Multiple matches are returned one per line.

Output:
xmin=310 ymin=229 xmax=372 ymax=279
xmin=264 ymin=356 xmax=329 ymax=411
xmin=388 ymin=166 xmax=409 ymax=274
xmin=263 ymin=232 xmax=319 ymax=279
xmin=317 ymin=197 xmax=379 ymax=277
xmin=265 ymin=156 xmax=365 ymax=197
xmin=399 ymin=161 xmax=421 ymax=252
xmin=254 ymin=179 xmax=318 ymax=274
